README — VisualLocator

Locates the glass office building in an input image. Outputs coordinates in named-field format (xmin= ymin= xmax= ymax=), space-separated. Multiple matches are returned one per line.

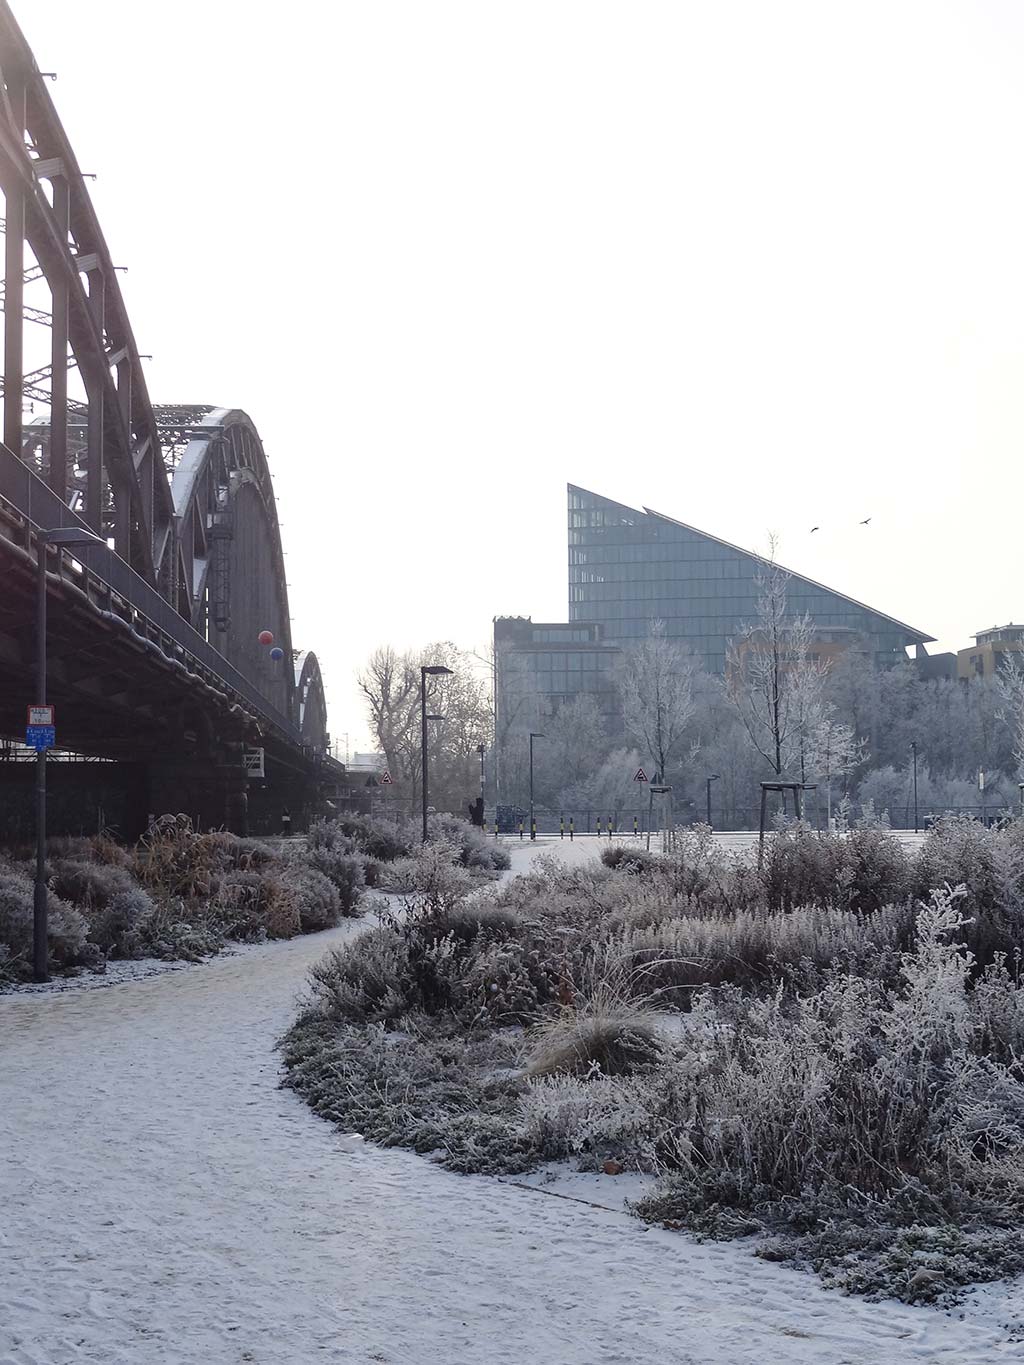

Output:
xmin=493 ymin=617 xmax=622 ymax=725
xmin=568 ymin=485 xmax=933 ymax=673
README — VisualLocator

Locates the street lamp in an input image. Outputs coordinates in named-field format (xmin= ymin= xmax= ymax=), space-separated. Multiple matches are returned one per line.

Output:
xmin=476 ymin=742 xmax=485 ymax=797
xmin=706 ymin=773 xmax=721 ymax=829
xmin=421 ymin=664 xmax=453 ymax=841
xmin=910 ymin=741 xmax=919 ymax=834
xmin=34 ymin=524 xmax=105 ymax=981
xmin=529 ymin=732 xmax=545 ymax=840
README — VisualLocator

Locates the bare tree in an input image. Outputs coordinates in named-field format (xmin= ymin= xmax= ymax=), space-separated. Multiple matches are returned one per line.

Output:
xmin=357 ymin=642 xmax=492 ymax=811
xmin=995 ymin=649 xmax=1024 ymax=780
xmin=726 ymin=547 xmax=828 ymax=783
xmin=620 ymin=620 xmax=698 ymax=803
xmin=357 ymin=646 xmax=421 ymax=795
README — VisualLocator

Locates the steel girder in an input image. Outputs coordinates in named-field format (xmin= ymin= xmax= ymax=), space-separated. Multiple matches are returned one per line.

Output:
xmin=0 ymin=4 xmax=315 ymax=748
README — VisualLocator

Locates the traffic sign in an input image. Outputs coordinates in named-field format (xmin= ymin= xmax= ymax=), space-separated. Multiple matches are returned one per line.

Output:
xmin=633 ymin=767 xmax=648 ymax=783
xmin=379 ymin=770 xmax=393 ymax=785
xmin=27 ymin=705 xmax=54 ymax=726
xmin=26 ymin=725 xmax=56 ymax=751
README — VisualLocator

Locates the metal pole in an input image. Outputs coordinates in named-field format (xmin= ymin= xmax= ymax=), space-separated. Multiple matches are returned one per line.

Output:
xmin=420 ymin=668 xmax=428 ymax=842
xmin=529 ymin=732 xmax=535 ymax=840
xmin=646 ymin=786 xmax=653 ymax=852
xmin=33 ymin=537 xmax=48 ymax=982
xmin=706 ymin=778 xmax=712 ymax=828
xmin=911 ymin=741 xmax=919 ymax=834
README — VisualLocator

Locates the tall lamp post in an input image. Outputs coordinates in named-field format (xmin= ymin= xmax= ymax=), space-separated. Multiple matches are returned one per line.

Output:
xmin=706 ymin=773 xmax=720 ymax=829
xmin=910 ymin=741 xmax=919 ymax=834
xmin=477 ymin=742 xmax=485 ymax=798
xmin=529 ymin=732 xmax=544 ymax=839
xmin=34 ymin=525 xmax=105 ymax=981
xmin=421 ymin=664 xmax=452 ymax=841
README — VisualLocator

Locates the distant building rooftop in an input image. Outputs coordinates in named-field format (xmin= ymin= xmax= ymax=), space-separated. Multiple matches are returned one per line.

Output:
xmin=974 ymin=624 xmax=1024 ymax=645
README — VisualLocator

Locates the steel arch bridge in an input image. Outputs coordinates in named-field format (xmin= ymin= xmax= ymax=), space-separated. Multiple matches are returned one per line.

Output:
xmin=0 ymin=4 xmax=338 ymax=836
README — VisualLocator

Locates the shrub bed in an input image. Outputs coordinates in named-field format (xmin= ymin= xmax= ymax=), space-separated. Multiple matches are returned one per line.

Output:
xmin=283 ymin=816 xmax=1024 ymax=1304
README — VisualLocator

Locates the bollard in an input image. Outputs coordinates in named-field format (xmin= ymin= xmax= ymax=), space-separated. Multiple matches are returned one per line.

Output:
xmin=569 ymin=817 xmax=574 ymax=841
xmin=560 ymin=815 xmax=564 ymax=840
xmin=519 ymin=821 xmax=523 ymax=840
xmin=633 ymin=815 xmax=638 ymax=838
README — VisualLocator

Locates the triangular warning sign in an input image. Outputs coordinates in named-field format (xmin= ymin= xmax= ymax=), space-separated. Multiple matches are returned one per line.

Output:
xmin=379 ymin=770 xmax=393 ymax=785
xmin=633 ymin=767 xmax=648 ymax=783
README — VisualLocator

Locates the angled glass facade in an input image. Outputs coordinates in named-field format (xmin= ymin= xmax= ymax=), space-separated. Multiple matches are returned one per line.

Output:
xmin=568 ymin=485 xmax=933 ymax=673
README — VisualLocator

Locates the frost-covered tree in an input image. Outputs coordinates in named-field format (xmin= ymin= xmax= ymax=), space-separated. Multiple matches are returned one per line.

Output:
xmin=619 ymin=620 xmax=698 ymax=789
xmin=995 ymin=650 xmax=1024 ymax=780
xmin=726 ymin=549 xmax=827 ymax=782
xmin=806 ymin=713 xmax=863 ymax=823
xmin=558 ymin=747 xmax=646 ymax=823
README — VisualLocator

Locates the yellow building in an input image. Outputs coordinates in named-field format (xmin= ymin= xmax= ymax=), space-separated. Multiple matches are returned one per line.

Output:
xmin=957 ymin=624 xmax=1024 ymax=680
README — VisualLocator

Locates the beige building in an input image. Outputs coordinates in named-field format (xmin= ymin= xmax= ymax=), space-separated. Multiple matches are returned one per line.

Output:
xmin=957 ymin=624 xmax=1024 ymax=679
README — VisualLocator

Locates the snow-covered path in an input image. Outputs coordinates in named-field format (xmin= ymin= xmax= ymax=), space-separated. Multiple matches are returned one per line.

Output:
xmin=1 ymin=850 xmax=1019 ymax=1365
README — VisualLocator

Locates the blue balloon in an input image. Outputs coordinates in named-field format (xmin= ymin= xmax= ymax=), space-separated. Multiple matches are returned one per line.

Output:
xmin=269 ymin=646 xmax=284 ymax=662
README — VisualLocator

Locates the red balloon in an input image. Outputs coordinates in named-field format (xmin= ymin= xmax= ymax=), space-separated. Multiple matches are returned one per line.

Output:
xmin=258 ymin=630 xmax=274 ymax=646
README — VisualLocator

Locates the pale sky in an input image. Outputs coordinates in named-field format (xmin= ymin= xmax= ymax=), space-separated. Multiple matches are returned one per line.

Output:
xmin=20 ymin=1 xmax=1024 ymax=754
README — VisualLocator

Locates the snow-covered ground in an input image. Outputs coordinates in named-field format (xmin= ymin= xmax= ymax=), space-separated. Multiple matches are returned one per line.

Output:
xmin=1 ymin=842 xmax=1020 ymax=1365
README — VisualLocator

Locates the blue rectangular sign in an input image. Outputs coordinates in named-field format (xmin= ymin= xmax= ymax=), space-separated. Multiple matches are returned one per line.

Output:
xmin=25 ymin=725 xmax=56 ymax=751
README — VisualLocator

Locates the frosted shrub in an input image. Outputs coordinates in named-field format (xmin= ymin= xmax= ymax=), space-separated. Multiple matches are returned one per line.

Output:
xmin=301 ymin=845 xmax=365 ymax=915
xmin=519 ymin=1071 xmax=661 ymax=1167
xmin=86 ymin=886 xmax=155 ymax=957
xmin=49 ymin=857 xmax=135 ymax=910
xmin=0 ymin=869 xmax=93 ymax=977
xmin=306 ymin=929 xmax=411 ymax=1023
xmin=384 ymin=839 xmax=474 ymax=909
xmin=316 ymin=813 xmax=413 ymax=863
xmin=428 ymin=813 xmax=510 ymax=871
xmin=267 ymin=865 xmax=340 ymax=934
xmin=637 ymin=886 xmax=1024 ymax=1298
xmin=916 ymin=816 xmax=1024 ymax=964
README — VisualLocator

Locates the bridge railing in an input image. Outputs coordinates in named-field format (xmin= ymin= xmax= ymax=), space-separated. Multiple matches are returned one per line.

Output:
xmin=0 ymin=443 xmax=302 ymax=747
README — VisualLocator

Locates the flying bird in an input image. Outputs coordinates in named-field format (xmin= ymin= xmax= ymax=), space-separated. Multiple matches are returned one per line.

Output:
xmin=860 ymin=517 xmax=872 ymax=525
xmin=810 ymin=526 xmax=820 ymax=533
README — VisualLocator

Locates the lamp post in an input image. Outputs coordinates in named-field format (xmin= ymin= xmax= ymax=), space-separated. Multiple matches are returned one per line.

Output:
xmin=420 ymin=664 xmax=452 ymax=841
xmin=34 ymin=524 xmax=105 ymax=981
xmin=477 ymin=742 xmax=485 ymax=798
xmin=706 ymin=773 xmax=721 ymax=829
xmin=529 ymin=732 xmax=544 ymax=839
xmin=910 ymin=741 xmax=919 ymax=834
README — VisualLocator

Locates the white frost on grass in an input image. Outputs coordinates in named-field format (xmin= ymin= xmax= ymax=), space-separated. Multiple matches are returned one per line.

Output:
xmin=1 ymin=850 xmax=1022 ymax=1364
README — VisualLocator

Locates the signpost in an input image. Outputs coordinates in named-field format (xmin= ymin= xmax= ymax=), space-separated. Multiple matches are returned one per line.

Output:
xmin=28 ymin=705 xmax=54 ymax=727
xmin=648 ymin=783 xmax=671 ymax=852
xmin=633 ymin=767 xmax=648 ymax=784
xmin=26 ymin=725 xmax=56 ymax=751
xmin=379 ymin=770 xmax=393 ymax=785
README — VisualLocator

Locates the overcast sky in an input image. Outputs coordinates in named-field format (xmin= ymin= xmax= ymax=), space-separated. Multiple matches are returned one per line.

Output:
xmin=20 ymin=1 xmax=1024 ymax=755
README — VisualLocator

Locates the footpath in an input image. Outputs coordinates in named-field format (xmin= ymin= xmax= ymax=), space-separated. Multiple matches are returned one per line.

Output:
xmin=0 ymin=841 xmax=1016 ymax=1365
